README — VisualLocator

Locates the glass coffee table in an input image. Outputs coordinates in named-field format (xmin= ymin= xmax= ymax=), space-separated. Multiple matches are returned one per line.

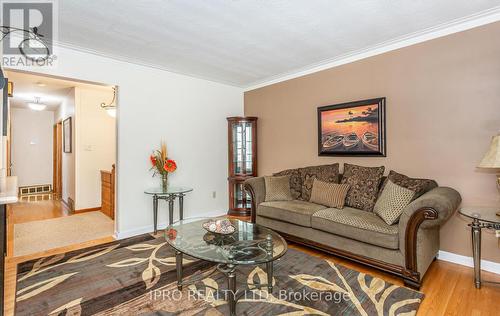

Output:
xmin=165 ymin=217 xmax=287 ymax=316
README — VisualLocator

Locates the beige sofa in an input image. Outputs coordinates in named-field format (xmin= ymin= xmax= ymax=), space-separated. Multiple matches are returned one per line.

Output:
xmin=244 ymin=165 xmax=461 ymax=289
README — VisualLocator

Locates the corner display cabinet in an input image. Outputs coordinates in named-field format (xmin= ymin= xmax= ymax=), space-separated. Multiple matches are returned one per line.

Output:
xmin=227 ymin=117 xmax=257 ymax=216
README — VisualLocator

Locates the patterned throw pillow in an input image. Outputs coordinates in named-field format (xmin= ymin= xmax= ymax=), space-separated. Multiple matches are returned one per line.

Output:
xmin=309 ymin=179 xmax=350 ymax=208
xmin=264 ymin=176 xmax=293 ymax=202
xmin=299 ymin=164 xmax=340 ymax=201
xmin=374 ymin=180 xmax=416 ymax=225
xmin=341 ymin=163 xmax=385 ymax=212
xmin=379 ymin=170 xmax=437 ymax=200
xmin=273 ymin=168 xmax=302 ymax=200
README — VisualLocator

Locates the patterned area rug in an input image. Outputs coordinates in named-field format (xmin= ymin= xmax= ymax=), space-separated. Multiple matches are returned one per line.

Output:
xmin=15 ymin=234 xmax=424 ymax=315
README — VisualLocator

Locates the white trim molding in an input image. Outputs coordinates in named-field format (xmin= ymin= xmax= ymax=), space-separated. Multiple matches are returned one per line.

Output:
xmin=438 ymin=250 xmax=500 ymax=275
xmin=244 ymin=6 xmax=500 ymax=91
xmin=114 ymin=210 xmax=227 ymax=240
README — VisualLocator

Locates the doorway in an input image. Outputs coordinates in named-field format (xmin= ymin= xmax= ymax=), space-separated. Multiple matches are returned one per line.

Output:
xmin=5 ymin=69 xmax=118 ymax=258
xmin=53 ymin=121 xmax=62 ymax=199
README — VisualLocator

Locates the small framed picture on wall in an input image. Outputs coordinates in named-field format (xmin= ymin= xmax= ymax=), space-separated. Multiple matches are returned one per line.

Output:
xmin=63 ymin=117 xmax=72 ymax=153
xmin=318 ymin=97 xmax=386 ymax=156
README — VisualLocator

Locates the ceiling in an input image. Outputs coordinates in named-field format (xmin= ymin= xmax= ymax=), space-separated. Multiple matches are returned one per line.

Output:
xmin=7 ymin=71 xmax=75 ymax=111
xmin=6 ymin=70 xmax=111 ymax=111
xmin=57 ymin=0 xmax=500 ymax=87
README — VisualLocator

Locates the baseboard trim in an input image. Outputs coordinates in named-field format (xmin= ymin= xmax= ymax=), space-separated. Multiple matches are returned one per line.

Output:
xmin=61 ymin=199 xmax=70 ymax=210
xmin=75 ymin=207 xmax=101 ymax=213
xmin=438 ymin=250 xmax=500 ymax=275
xmin=114 ymin=210 xmax=227 ymax=240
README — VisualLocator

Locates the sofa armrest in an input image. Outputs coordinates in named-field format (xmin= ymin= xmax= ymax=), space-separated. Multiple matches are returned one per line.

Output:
xmin=399 ymin=187 xmax=462 ymax=231
xmin=398 ymin=187 xmax=461 ymax=286
xmin=244 ymin=177 xmax=266 ymax=223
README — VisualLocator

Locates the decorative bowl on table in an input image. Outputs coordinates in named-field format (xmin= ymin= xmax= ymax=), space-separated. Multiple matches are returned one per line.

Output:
xmin=202 ymin=219 xmax=236 ymax=235
xmin=203 ymin=232 xmax=236 ymax=246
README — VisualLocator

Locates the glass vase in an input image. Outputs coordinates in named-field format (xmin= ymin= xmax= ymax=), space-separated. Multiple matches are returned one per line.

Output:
xmin=161 ymin=173 xmax=168 ymax=192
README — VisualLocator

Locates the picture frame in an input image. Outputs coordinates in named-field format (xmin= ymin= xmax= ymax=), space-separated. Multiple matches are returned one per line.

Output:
xmin=317 ymin=97 xmax=386 ymax=156
xmin=63 ymin=117 xmax=72 ymax=153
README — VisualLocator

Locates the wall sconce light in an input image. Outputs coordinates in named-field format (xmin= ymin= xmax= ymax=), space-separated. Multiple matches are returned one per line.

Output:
xmin=100 ymin=87 xmax=117 ymax=117
xmin=7 ymin=81 xmax=13 ymax=97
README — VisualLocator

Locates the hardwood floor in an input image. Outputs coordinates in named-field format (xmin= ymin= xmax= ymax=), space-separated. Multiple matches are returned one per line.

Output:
xmin=4 ymin=197 xmax=115 ymax=315
xmin=291 ymin=243 xmax=500 ymax=315
xmin=3 ymin=214 xmax=500 ymax=315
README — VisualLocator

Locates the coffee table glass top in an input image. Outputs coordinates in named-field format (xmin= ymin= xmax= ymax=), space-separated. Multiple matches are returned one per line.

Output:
xmin=459 ymin=207 xmax=500 ymax=224
xmin=165 ymin=217 xmax=287 ymax=265
xmin=144 ymin=186 xmax=193 ymax=195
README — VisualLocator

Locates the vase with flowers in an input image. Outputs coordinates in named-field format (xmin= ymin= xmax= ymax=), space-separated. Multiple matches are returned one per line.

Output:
xmin=150 ymin=141 xmax=177 ymax=191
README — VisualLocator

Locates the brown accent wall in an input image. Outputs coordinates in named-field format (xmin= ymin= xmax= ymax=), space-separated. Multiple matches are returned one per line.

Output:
xmin=245 ymin=22 xmax=500 ymax=263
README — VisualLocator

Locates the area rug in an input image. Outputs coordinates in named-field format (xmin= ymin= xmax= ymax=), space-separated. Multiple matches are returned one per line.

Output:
xmin=14 ymin=211 xmax=114 ymax=257
xmin=15 ymin=234 xmax=424 ymax=315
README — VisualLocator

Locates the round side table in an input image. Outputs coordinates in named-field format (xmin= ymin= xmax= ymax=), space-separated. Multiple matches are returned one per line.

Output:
xmin=144 ymin=186 xmax=193 ymax=234
xmin=459 ymin=207 xmax=500 ymax=288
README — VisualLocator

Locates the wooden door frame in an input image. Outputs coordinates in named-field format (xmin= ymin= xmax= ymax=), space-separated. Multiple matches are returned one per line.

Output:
xmin=53 ymin=121 xmax=63 ymax=198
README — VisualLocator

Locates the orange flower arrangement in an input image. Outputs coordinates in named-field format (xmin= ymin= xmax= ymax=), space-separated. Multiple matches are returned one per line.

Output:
xmin=164 ymin=159 xmax=177 ymax=173
xmin=149 ymin=141 xmax=177 ymax=190
xmin=150 ymin=155 xmax=157 ymax=167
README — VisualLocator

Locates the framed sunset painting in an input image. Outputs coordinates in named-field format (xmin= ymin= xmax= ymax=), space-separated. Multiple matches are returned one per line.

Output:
xmin=318 ymin=98 xmax=386 ymax=156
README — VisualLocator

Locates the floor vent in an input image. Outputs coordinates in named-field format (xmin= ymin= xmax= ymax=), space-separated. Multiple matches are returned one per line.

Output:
xmin=19 ymin=194 xmax=54 ymax=202
xmin=19 ymin=184 xmax=52 ymax=196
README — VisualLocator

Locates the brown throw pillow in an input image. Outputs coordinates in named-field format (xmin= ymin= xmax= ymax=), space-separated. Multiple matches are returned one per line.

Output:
xmin=310 ymin=179 xmax=350 ymax=208
xmin=273 ymin=168 xmax=302 ymax=200
xmin=380 ymin=170 xmax=437 ymax=200
xmin=299 ymin=164 xmax=340 ymax=201
xmin=341 ymin=163 xmax=385 ymax=212
xmin=264 ymin=176 xmax=293 ymax=202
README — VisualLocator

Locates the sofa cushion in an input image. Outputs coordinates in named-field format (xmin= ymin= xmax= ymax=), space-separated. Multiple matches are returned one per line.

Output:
xmin=380 ymin=170 xmax=437 ymax=200
xmin=264 ymin=176 xmax=293 ymax=202
xmin=258 ymin=200 xmax=328 ymax=227
xmin=311 ymin=207 xmax=399 ymax=249
xmin=299 ymin=164 xmax=340 ymax=201
xmin=310 ymin=179 xmax=350 ymax=208
xmin=341 ymin=163 xmax=385 ymax=212
xmin=374 ymin=180 xmax=415 ymax=225
xmin=273 ymin=168 xmax=302 ymax=200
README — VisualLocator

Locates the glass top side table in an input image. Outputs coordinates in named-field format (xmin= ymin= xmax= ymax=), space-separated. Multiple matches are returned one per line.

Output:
xmin=144 ymin=186 xmax=193 ymax=234
xmin=459 ymin=207 xmax=500 ymax=288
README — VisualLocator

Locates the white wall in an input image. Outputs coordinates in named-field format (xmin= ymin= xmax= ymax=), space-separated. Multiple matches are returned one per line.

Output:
xmin=11 ymin=45 xmax=244 ymax=237
xmin=75 ymin=86 xmax=116 ymax=210
xmin=11 ymin=108 xmax=53 ymax=186
xmin=54 ymin=88 xmax=76 ymax=205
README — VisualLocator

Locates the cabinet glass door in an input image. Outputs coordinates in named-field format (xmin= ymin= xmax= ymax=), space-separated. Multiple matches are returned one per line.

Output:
xmin=233 ymin=182 xmax=251 ymax=209
xmin=232 ymin=121 xmax=253 ymax=175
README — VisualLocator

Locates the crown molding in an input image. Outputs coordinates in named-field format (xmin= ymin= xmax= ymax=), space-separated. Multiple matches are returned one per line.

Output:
xmin=244 ymin=6 xmax=500 ymax=91
xmin=17 ymin=6 xmax=500 ymax=91
xmin=46 ymin=39 xmax=244 ymax=89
